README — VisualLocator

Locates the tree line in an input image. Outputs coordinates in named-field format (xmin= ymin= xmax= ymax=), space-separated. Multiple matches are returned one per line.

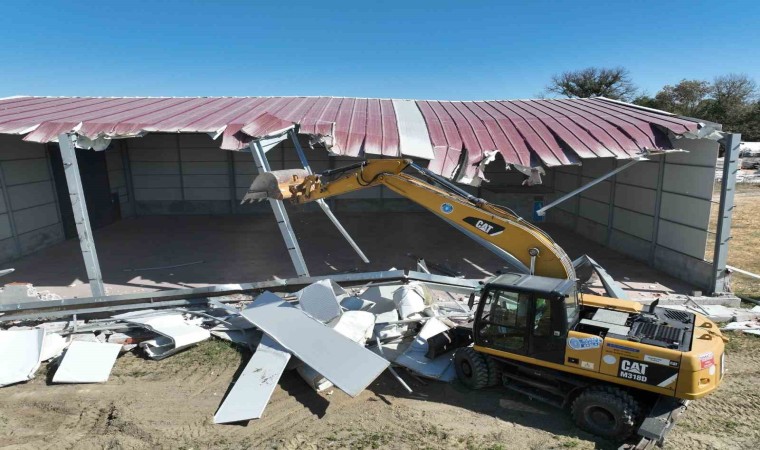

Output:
xmin=545 ymin=67 xmax=759 ymax=141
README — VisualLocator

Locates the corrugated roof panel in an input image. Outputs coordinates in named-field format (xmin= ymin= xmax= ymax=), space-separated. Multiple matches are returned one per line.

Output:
xmin=487 ymin=101 xmax=568 ymax=166
xmin=531 ymin=100 xmax=635 ymax=157
xmin=419 ymin=100 xmax=464 ymax=178
xmin=590 ymin=97 xmax=698 ymax=133
xmin=0 ymin=96 xmax=710 ymax=184
xmin=470 ymin=101 xmax=532 ymax=167
xmin=553 ymin=99 xmax=657 ymax=150
xmin=511 ymin=100 xmax=602 ymax=159
xmin=378 ymin=99 xmax=400 ymax=157
xmin=364 ymin=99 xmax=383 ymax=155
xmin=345 ymin=97 xmax=368 ymax=157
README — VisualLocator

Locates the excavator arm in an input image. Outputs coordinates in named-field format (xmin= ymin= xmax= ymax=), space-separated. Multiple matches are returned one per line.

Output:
xmin=245 ymin=159 xmax=575 ymax=280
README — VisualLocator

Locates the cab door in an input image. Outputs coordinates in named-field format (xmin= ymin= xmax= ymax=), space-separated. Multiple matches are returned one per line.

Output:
xmin=475 ymin=289 xmax=531 ymax=355
xmin=529 ymin=295 xmax=568 ymax=364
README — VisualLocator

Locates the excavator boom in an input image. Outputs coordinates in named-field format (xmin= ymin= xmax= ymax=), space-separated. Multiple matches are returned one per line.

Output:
xmin=244 ymin=159 xmax=575 ymax=280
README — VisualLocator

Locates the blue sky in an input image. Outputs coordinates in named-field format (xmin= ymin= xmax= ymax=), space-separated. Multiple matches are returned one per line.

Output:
xmin=1 ymin=0 xmax=758 ymax=100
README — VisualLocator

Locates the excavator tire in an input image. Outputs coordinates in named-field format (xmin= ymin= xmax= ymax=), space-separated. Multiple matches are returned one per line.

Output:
xmin=571 ymin=385 xmax=641 ymax=441
xmin=485 ymin=356 xmax=503 ymax=387
xmin=455 ymin=347 xmax=489 ymax=389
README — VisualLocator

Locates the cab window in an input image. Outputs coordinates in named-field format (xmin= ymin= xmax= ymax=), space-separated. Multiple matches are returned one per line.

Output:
xmin=478 ymin=289 xmax=531 ymax=352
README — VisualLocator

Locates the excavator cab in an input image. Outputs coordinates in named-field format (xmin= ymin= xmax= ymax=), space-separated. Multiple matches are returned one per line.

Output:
xmin=473 ymin=274 xmax=578 ymax=365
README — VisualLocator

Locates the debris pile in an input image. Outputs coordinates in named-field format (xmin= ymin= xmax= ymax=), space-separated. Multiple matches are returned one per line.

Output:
xmin=0 ymin=277 xmax=475 ymax=424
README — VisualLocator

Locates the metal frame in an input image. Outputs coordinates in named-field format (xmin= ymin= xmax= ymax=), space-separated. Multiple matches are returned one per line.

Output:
xmin=537 ymin=158 xmax=645 ymax=217
xmin=57 ymin=133 xmax=105 ymax=297
xmin=711 ymin=133 xmax=740 ymax=293
xmin=0 ymin=270 xmax=479 ymax=322
xmin=287 ymin=129 xmax=369 ymax=263
xmin=249 ymin=136 xmax=310 ymax=277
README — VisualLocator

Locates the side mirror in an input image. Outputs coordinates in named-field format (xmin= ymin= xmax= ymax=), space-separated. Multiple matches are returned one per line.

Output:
xmin=468 ymin=292 xmax=476 ymax=309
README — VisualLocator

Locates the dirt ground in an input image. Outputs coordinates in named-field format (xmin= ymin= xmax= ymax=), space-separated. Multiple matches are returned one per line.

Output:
xmin=0 ymin=332 xmax=758 ymax=450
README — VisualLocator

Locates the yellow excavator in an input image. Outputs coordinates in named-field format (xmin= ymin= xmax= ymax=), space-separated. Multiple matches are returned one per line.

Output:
xmin=246 ymin=158 xmax=726 ymax=447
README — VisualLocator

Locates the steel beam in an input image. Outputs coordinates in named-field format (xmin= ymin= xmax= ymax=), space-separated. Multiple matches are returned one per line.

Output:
xmin=58 ymin=133 xmax=105 ymax=297
xmin=537 ymin=158 xmax=644 ymax=217
xmin=711 ymin=133 xmax=740 ymax=293
xmin=249 ymin=139 xmax=310 ymax=277
xmin=0 ymin=270 xmax=480 ymax=321
xmin=288 ymin=129 xmax=369 ymax=263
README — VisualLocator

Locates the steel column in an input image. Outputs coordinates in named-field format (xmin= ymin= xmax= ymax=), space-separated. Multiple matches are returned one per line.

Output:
xmin=288 ymin=129 xmax=369 ymax=263
xmin=648 ymin=155 xmax=667 ymax=265
xmin=711 ymin=133 xmax=740 ymax=293
xmin=537 ymin=158 xmax=643 ymax=216
xmin=249 ymin=140 xmax=309 ymax=277
xmin=57 ymin=133 xmax=105 ymax=297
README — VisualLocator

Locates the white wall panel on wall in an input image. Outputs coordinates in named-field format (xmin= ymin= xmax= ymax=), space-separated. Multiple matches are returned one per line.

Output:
xmin=7 ymin=181 xmax=55 ymax=210
xmin=656 ymin=220 xmax=708 ymax=259
xmin=128 ymin=147 xmax=179 ymax=162
xmin=181 ymin=161 xmax=228 ymax=175
xmin=13 ymin=203 xmax=59 ymax=234
xmin=183 ymin=174 xmax=229 ymax=189
xmin=134 ymin=188 xmax=183 ymax=201
xmin=2 ymin=159 xmax=50 ymax=185
xmin=662 ymin=165 xmax=715 ymax=200
xmin=614 ymin=184 xmax=656 ymax=214
xmin=180 ymin=147 xmax=227 ymax=162
xmin=184 ymin=188 xmax=230 ymax=201
xmin=659 ymin=192 xmax=712 ymax=229
xmin=579 ymin=177 xmax=611 ymax=203
xmin=132 ymin=175 xmax=182 ymax=189
xmin=130 ymin=162 xmax=180 ymax=175
xmin=612 ymin=207 xmax=654 ymax=241
xmin=578 ymin=198 xmax=609 ymax=225
xmin=616 ymin=160 xmax=659 ymax=188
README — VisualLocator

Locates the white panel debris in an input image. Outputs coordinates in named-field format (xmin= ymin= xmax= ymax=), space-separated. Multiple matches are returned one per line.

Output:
xmin=340 ymin=296 xmax=375 ymax=311
xmin=242 ymin=292 xmax=390 ymax=397
xmin=394 ymin=318 xmax=457 ymax=381
xmin=393 ymin=283 xmax=430 ymax=319
xmin=361 ymin=284 xmax=403 ymax=314
xmin=40 ymin=332 xmax=69 ymax=361
xmin=331 ymin=311 xmax=375 ymax=345
xmin=392 ymin=99 xmax=435 ymax=159
xmin=123 ymin=312 xmax=211 ymax=359
xmin=298 ymin=310 xmax=377 ymax=392
xmin=373 ymin=309 xmax=408 ymax=341
xmin=214 ymin=336 xmax=291 ymax=423
xmin=52 ymin=341 xmax=122 ymax=383
xmin=0 ymin=328 xmax=45 ymax=387
xmin=295 ymin=279 xmax=343 ymax=323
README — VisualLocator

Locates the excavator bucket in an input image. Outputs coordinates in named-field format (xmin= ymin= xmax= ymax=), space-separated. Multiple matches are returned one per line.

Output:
xmin=241 ymin=169 xmax=310 ymax=203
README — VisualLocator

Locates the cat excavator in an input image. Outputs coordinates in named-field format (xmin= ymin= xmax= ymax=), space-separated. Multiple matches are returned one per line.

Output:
xmin=245 ymin=158 xmax=726 ymax=447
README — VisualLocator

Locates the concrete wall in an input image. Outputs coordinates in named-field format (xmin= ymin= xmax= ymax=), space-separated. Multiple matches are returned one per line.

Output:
xmin=547 ymin=138 xmax=719 ymax=291
xmin=0 ymin=135 xmax=63 ymax=264
xmin=125 ymin=133 xmax=423 ymax=215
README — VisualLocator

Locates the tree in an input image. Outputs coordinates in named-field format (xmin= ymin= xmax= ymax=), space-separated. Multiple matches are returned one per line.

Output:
xmin=545 ymin=67 xmax=638 ymax=101
xmin=650 ymin=79 xmax=711 ymax=117
xmin=706 ymin=74 xmax=758 ymax=132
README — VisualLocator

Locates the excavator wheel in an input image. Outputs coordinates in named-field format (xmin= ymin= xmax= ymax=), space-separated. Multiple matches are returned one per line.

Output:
xmin=571 ymin=386 xmax=641 ymax=441
xmin=454 ymin=347 xmax=490 ymax=389
xmin=485 ymin=356 xmax=503 ymax=387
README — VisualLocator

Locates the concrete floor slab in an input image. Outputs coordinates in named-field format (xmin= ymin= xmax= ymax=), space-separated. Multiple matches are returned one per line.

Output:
xmin=0 ymin=211 xmax=696 ymax=301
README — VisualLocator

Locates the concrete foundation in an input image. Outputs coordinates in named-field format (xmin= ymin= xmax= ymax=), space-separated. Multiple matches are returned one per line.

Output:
xmin=1 ymin=211 xmax=698 ymax=301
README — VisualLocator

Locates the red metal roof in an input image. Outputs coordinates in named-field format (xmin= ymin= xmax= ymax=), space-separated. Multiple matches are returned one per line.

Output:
xmin=0 ymin=96 xmax=704 ymax=182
